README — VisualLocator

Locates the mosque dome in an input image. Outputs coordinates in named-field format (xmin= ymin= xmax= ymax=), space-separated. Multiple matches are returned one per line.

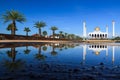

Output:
xmin=95 ymin=27 xmax=100 ymax=31
xmin=95 ymin=51 xmax=100 ymax=55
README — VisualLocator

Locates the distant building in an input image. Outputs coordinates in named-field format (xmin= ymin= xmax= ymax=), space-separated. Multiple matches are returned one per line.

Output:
xmin=49 ymin=34 xmax=59 ymax=39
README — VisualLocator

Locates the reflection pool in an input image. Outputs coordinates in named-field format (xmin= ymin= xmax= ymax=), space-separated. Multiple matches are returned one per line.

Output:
xmin=0 ymin=43 xmax=120 ymax=80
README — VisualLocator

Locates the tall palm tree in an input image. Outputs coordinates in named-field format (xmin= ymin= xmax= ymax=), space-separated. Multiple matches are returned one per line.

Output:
xmin=50 ymin=26 xmax=58 ymax=38
xmin=7 ymin=23 xmax=17 ymax=34
xmin=34 ymin=21 xmax=46 ymax=36
xmin=2 ymin=10 xmax=26 ymax=35
xmin=24 ymin=27 xmax=31 ymax=36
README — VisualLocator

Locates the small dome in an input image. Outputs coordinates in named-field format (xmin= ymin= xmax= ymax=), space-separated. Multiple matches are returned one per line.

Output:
xmin=95 ymin=27 xmax=100 ymax=31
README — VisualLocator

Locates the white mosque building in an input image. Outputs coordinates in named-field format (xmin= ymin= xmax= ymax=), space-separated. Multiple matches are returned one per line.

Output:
xmin=83 ymin=21 xmax=115 ymax=39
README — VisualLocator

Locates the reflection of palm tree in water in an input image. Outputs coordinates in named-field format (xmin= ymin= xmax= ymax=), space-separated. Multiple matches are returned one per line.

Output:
xmin=7 ymin=47 xmax=17 ymax=62
xmin=35 ymin=45 xmax=47 ymax=60
xmin=24 ymin=46 xmax=31 ymax=54
xmin=4 ymin=47 xmax=25 ymax=71
xmin=51 ymin=44 xmax=57 ymax=56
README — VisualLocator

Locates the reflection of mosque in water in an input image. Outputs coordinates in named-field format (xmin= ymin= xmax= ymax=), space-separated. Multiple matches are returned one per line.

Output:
xmin=83 ymin=44 xmax=115 ymax=63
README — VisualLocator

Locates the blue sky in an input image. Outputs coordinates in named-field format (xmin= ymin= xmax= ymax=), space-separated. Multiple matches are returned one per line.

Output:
xmin=0 ymin=0 xmax=120 ymax=37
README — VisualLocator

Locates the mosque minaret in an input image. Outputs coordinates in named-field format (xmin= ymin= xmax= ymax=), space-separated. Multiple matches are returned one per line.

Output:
xmin=83 ymin=21 xmax=87 ymax=39
xmin=112 ymin=20 xmax=115 ymax=37
xmin=106 ymin=25 xmax=108 ymax=38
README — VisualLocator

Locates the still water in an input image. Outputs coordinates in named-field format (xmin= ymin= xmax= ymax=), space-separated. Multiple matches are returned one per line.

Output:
xmin=0 ymin=43 xmax=120 ymax=80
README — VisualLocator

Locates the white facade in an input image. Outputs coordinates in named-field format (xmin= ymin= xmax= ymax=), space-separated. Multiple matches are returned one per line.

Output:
xmin=88 ymin=27 xmax=108 ymax=39
xmin=112 ymin=21 xmax=115 ymax=37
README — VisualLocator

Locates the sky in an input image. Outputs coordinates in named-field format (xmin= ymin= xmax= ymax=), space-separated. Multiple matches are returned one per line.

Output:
xmin=0 ymin=0 xmax=120 ymax=37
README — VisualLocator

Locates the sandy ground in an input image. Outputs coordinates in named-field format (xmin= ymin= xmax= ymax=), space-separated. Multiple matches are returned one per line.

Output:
xmin=0 ymin=40 xmax=72 ymax=43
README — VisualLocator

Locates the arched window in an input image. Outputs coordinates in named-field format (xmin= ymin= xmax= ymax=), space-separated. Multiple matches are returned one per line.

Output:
xmin=103 ymin=34 xmax=104 ymax=38
xmin=97 ymin=34 xmax=99 ymax=38
xmin=105 ymin=34 xmax=107 ymax=38
xmin=92 ymin=45 xmax=93 ymax=48
xmin=95 ymin=45 xmax=96 ymax=48
xmin=97 ymin=45 xmax=99 ymax=48
xmin=95 ymin=34 xmax=96 ymax=38
xmin=89 ymin=34 xmax=91 ymax=36
xmin=92 ymin=34 xmax=94 ymax=37
xmin=100 ymin=34 xmax=102 ymax=38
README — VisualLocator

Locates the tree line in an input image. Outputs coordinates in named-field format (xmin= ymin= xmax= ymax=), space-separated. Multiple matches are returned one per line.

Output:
xmin=1 ymin=10 xmax=82 ymax=40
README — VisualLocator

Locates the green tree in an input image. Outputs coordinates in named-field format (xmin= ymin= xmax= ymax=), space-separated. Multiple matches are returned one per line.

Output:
xmin=42 ymin=31 xmax=47 ymax=37
xmin=64 ymin=33 xmax=68 ymax=39
xmin=59 ymin=31 xmax=63 ymax=39
xmin=7 ymin=23 xmax=17 ymax=34
xmin=50 ymin=26 xmax=58 ymax=38
xmin=2 ymin=10 xmax=26 ymax=35
xmin=34 ymin=21 xmax=46 ymax=36
xmin=24 ymin=27 xmax=31 ymax=36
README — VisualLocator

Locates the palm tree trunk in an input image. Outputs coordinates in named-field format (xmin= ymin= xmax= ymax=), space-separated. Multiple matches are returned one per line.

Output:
xmin=12 ymin=20 xmax=16 ymax=35
xmin=11 ymin=47 xmax=16 ymax=62
xmin=53 ymin=30 xmax=55 ymax=38
xmin=26 ymin=32 xmax=28 ymax=36
xmin=39 ymin=28 xmax=41 ymax=36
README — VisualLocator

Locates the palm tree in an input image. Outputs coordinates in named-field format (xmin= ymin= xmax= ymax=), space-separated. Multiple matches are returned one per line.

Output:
xmin=71 ymin=34 xmax=76 ymax=39
xmin=7 ymin=23 xmax=17 ymax=34
xmin=2 ymin=10 xmax=26 ymax=35
xmin=50 ymin=26 xmax=58 ymax=38
xmin=64 ymin=33 xmax=68 ymax=39
xmin=59 ymin=31 xmax=63 ymax=39
xmin=42 ymin=31 xmax=47 ymax=37
xmin=24 ymin=27 xmax=31 ymax=36
xmin=34 ymin=21 xmax=46 ymax=36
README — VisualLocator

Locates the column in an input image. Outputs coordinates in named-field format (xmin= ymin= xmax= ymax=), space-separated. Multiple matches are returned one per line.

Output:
xmin=83 ymin=21 xmax=86 ymax=39
xmin=112 ymin=20 xmax=115 ymax=37
xmin=106 ymin=25 xmax=108 ymax=38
